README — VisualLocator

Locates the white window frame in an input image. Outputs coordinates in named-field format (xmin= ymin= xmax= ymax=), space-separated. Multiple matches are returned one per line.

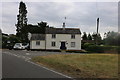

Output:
xmin=52 ymin=34 xmax=56 ymax=39
xmin=71 ymin=34 xmax=75 ymax=39
xmin=71 ymin=42 xmax=75 ymax=47
xmin=36 ymin=41 xmax=40 ymax=46
xmin=51 ymin=41 xmax=56 ymax=47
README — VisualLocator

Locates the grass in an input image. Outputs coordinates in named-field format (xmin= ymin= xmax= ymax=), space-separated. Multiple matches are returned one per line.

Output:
xmin=31 ymin=53 xmax=118 ymax=78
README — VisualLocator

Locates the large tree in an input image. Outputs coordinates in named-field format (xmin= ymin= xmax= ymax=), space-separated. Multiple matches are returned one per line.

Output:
xmin=82 ymin=32 xmax=88 ymax=40
xmin=26 ymin=21 xmax=49 ymax=34
xmin=38 ymin=21 xmax=49 ymax=34
xmin=16 ymin=1 xmax=28 ymax=42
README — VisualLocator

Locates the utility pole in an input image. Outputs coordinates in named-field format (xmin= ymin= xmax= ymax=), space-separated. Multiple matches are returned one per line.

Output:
xmin=96 ymin=18 xmax=99 ymax=45
xmin=97 ymin=18 xmax=99 ymax=34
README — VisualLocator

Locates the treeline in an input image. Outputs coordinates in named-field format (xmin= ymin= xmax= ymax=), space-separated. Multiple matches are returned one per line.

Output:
xmin=82 ymin=32 xmax=102 ymax=45
xmin=81 ymin=31 xmax=120 ymax=46
xmin=81 ymin=31 xmax=120 ymax=53
xmin=103 ymin=31 xmax=120 ymax=46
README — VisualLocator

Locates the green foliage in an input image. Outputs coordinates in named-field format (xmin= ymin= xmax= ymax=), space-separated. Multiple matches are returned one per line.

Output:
xmin=2 ymin=34 xmax=9 ymax=48
xmin=82 ymin=43 xmax=94 ymax=49
xmin=16 ymin=1 xmax=28 ymax=42
xmin=92 ymin=33 xmax=102 ymax=45
xmin=8 ymin=35 xmax=21 ymax=43
xmin=82 ymin=32 xmax=88 ymax=40
xmin=83 ymin=43 xmax=119 ymax=53
xmin=117 ymin=46 xmax=120 ymax=53
xmin=86 ymin=45 xmax=104 ymax=53
xmin=82 ymin=43 xmax=103 ymax=53
xmin=27 ymin=21 xmax=49 ymax=34
xmin=103 ymin=31 xmax=119 ymax=46
xmin=2 ymin=34 xmax=21 ymax=48
xmin=38 ymin=21 xmax=49 ymax=34
xmin=88 ymin=33 xmax=92 ymax=40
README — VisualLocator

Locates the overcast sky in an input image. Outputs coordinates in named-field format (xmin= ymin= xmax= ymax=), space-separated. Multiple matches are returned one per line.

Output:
xmin=1 ymin=0 xmax=118 ymax=37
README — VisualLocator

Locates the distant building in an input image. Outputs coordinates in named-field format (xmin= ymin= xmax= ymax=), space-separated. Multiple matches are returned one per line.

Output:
xmin=29 ymin=27 xmax=81 ymax=51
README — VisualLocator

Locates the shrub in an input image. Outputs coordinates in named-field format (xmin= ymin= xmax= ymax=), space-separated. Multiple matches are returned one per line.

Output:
xmin=117 ymin=46 xmax=120 ymax=54
xmin=86 ymin=45 xmax=104 ymax=53
xmin=101 ymin=46 xmax=119 ymax=53
xmin=82 ymin=43 xmax=94 ymax=49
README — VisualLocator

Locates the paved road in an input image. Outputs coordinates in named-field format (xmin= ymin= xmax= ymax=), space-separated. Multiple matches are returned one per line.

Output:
xmin=2 ymin=50 xmax=72 ymax=79
xmin=3 ymin=49 xmax=74 ymax=58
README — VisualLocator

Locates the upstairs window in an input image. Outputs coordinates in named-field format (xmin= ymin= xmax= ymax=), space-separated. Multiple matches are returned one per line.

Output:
xmin=71 ymin=34 xmax=75 ymax=39
xmin=36 ymin=41 xmax=40 ymax=46
xmin=52 ymin=34 xmax=56 ymax=39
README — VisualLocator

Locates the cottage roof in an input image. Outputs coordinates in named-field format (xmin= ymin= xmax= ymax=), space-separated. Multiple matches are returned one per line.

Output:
xmin=46 ymin=28 xmax=81 ymax=34
xmin=30 ymin=28 xmax=81 ymax=40
xmin=31 ymin=34 xmax=45 ymax=40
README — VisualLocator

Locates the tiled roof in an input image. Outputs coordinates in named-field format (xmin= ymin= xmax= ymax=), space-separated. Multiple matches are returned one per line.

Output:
xmin=30 ymin=28 xmax=81 ymax=40
xmin=31 ymin=34 xmax=45 ymax=40
xmin=46 ymin=28 xmax=81 ymax=34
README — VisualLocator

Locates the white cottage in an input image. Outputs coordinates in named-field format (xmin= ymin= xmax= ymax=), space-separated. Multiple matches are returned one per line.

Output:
xmin=30 ymin=27 xmax=81 ymax=51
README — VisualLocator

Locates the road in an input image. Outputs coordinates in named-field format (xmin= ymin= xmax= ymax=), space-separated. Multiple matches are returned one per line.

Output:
xmin=2 ymin=50 xmax=72 ymax=79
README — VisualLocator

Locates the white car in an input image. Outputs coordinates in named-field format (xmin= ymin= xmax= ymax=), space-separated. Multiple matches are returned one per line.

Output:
xmin=13 ymin=43 xmax=26 ymax=50
xmin=22 ymin=43 xmax=29 ymax=49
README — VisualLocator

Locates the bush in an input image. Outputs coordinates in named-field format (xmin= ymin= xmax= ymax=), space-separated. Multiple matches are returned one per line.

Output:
xmin=82 ymin=43 xmax=94 ymax=49
xmin=83 ymin=43 xmax=119 ymax=53
xmin=117 ymin=46 xmax=120 ymax=54
xmin=86 ymin=45 xmax=104 ymax=53
xmin=101 ymin=46 xmax=118 ymax=53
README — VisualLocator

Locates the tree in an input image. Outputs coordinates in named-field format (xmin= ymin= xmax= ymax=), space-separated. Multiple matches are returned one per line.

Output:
xmin=103 ymin=31 xmax=119 ymax=46
xmin=88 ymin=33 xmax=92 ymax=40
xmin=92 ymin=33 xmax=102 ymax=45
xmin=8 ymin=34 xmax=21 ymax=44
xmin=82 ymin=32 xmax=88 ymax=40
xmin=16 ymin=1 xmax=28 ymax=42
xmin=26 ymin=21 xmax=49 ymax=34
xmin=38 ymin=21 xmax=49 ymax=34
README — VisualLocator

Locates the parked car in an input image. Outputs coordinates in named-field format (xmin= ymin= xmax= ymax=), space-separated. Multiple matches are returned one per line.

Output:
xmin=22 ymin=43 xmax=30 ymax=50
xmin=13 ymin=43 xmax=26 ymax=50
xmin=6 ymin=44 xmax=14 ymax=50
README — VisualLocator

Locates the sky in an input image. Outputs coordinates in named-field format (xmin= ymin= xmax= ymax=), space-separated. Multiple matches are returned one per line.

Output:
xmin=1 ymin=0 xmax=118 ymax=38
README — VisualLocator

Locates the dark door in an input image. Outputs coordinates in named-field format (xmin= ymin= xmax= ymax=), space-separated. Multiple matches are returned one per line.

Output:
xmin=60 ymin=42 xmax=66 ymax=50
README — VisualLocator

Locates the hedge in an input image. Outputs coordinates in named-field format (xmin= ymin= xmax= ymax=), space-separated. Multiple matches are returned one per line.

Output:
xmin=83 ymin=43 xmax=119 ymax=53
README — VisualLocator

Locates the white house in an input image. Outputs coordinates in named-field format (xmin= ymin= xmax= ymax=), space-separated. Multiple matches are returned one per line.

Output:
xmin=29 ymin=25 xmax=81 ymax=51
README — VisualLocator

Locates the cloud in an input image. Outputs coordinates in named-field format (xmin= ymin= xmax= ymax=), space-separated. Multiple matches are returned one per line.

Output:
xmin=1 ymin=2 xmax=118 ymax=38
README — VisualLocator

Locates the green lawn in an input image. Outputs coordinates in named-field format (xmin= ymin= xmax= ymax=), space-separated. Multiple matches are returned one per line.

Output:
xmin=31 ymin=53 xmax=118 ymax=78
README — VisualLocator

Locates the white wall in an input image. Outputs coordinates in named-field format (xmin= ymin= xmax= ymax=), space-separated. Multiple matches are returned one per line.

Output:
xmin=46 ymin=34 xmax=81 ymax=50
xmin=30 ymin=40 xmax=45 ymax=49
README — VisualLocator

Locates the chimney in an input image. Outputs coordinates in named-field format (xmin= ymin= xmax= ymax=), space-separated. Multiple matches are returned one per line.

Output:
xmin=63 ymin=22 xmax=65 ymax=30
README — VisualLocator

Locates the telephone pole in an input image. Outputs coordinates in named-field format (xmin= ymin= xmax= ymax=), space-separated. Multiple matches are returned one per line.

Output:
xmin=96 ymin=17 xmax=99 ymax=45
xmin=97 ymin=18 xmax=99 ymax=34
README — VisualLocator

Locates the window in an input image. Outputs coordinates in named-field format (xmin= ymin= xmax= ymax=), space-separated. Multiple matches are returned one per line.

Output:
xmin=52 ymin=34 xmax=56 ymax=38
xmin=51 ymin=41 xmax=56 ymax=47
xmin=71 ymin=42 xmax=75 ymax=47
xmin=71 ymin=34 xmax=75 ymax=39
xmin=36 ymin=41 xmax=40 ymax=46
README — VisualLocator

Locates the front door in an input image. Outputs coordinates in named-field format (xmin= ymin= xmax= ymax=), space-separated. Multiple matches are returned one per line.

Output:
xmin=60 ymin=42 xmax=67 ymax=50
